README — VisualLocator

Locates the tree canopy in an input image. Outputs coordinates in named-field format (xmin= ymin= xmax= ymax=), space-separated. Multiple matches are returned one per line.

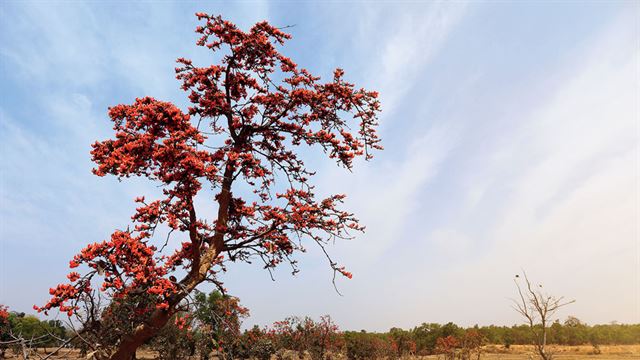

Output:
xmin=36 ymin=13 xmax=381 ymax=359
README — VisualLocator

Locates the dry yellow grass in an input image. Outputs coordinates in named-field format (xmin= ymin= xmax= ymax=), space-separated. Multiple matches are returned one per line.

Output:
xmin=4 ymin=345 xmax=640 ymax=359
xmin=482 ymin=344 xmax=640 ymax=356
xmin=415 ymin=345 xmax=640 ymax=360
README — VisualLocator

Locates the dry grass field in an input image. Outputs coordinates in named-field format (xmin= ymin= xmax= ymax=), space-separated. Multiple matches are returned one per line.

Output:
xmin=4 ymin=345 xmax=640 ymax=359
xmin=438 ymin=345 xmax=640 ymax=360
xmin=414 ymin=345 xmax=640 ymax=360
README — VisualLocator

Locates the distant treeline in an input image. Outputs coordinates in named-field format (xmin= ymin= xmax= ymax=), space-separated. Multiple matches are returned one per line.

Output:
xmin=2 ymin=298 xmax=639 ymax=360
xmin=0 ymin=310 xmax=67 ymax=350
xmin=344 ymin=317 xmax=640 ymax=355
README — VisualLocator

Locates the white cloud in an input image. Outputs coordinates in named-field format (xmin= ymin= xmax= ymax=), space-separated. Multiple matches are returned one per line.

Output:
xmin=367 ymin=2 xmax=468 ymax=116
xmin=405 ymin=12 xmax=639 ymax=326
xmin=327 ymin=123 xmax=460 ymax=266
xmin=310 ymin=1 xmax=468 ymax=269
xmin=1 ymin=1 xmax=636 ymax=330
xmin=234 ymin=2 xmax=469 ymax=328
xmin=0 ymin=0 xmax=278 ymax=313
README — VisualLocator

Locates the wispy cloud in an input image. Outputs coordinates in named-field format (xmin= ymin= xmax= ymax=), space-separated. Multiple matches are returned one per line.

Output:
xmin=393 ymin=10 xmax=639 ymax=327
xmin=0 ymin=1 xmax=636 ymax=331
xmin=374 ymin=2 xmax=469 ymax=114
xmin=313 ymin=1 xmax=468 ymax=262
xmin=0 ymin=0 xmax=272 ymax=309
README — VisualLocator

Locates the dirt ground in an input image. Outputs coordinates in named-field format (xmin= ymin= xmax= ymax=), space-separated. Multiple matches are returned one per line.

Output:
xmin=4 ymin=345 xmax=639 ymax=359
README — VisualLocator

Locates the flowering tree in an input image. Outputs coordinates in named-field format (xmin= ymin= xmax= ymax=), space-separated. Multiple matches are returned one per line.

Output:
xmin=240 ymin=326 xmax=277 ymax=360
xmin=388 ymin=327 xmax=417 ymax=357
xmin=192 ymin=290 xmax=249 ymax=358
xmin=307 ymin=315 xmax=344 ymax=359
xmin=458 ymin=329 xmax=485 ymax=360
xmin=0 ymin=305 xmax=9 ymax=358
xmin=435 ymin=335 xmax=459 ymax=360
xmin=37 ymin=13 xmax=381 ymax=360
xmin=344 ymin=332 xmax=395 ymax=360
xmin=148 ymin=313 xmax=195 ymax=360
xmin=271 ymin=315 xmax=342 ymax=359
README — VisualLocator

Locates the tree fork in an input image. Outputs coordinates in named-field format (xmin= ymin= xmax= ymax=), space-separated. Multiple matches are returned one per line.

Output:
xmin=110 ymin=165 xmax=234 ymax=360
xmin=38 ymin=13 xmax=381 ymax=358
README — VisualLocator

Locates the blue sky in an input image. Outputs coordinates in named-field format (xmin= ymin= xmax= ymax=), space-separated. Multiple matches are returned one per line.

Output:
xmin=0 ymin=1 xmax=638 ymax=331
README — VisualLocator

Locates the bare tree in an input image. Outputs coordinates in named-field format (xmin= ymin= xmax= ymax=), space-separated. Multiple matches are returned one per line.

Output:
xmin=512 ymin=272 xmax=575 ymax=360
xmin=0 ymin=319 xmax=73 ymax=360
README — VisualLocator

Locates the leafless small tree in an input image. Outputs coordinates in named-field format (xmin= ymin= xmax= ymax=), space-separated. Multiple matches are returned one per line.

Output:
xmin=512 ymin=272 xmax=574 ymax=360
xmin=0 ymin=321 xmax=74 ymax=360
xmin=0 ymin=333 xmax=46 ymax=359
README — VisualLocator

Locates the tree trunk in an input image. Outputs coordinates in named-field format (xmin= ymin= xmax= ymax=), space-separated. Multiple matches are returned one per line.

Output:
xmin=108 ymin=255 xmax=222 ymax=360
xmin=109 ymin=163 xmax=235 ymax=360
xmin=108 ymin=308 xmax=170 ymax=360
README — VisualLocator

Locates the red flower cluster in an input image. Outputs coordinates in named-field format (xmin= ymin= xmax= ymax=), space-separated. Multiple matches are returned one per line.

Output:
xmin=436 ymin=335 xmax=460 ymax=354
xmin=174 ymin=314 xmax=192 ymax=331
xmin=0 ymin=304 xmax=9 ymax=339
xmin=267 ymin=315 xmax=342 ymax=357
xmin=39 ymin=13 xmax=381 ymax=337
xmin=0 ymin=305 xmax=9 ymax=324
xmin=36 ymin=230 xmax=174 ymax=315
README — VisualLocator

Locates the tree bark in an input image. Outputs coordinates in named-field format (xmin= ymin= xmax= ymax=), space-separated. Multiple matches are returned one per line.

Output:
xmin=109 ymin=163 xmax=236 ymax=360
xmin=108 ymin=308 xmax=170 ymax=360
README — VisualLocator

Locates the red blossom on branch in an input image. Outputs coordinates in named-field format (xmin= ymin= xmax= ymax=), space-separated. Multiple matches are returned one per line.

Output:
xmin=0 ymin=305 xmax=9 ymax=324
xmin=38 ymin=13 xmax=381 ymax=359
